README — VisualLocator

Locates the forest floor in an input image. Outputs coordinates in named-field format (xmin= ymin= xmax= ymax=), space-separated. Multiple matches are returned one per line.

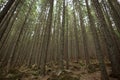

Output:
xmin=0 ymin=61 xmax=118 ymax=80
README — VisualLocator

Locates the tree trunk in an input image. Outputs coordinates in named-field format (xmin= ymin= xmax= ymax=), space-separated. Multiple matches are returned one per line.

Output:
xmin=85 ymin=0 xmax=109 ymax=79
xmin=92 ymin=0 xmax=120 ymax=79
xmin=0 ymin=0 xmax=15 ymax=23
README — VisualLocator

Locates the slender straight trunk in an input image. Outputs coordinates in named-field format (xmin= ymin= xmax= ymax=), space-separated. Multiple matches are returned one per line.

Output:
xmin=75 ymin=0 xmax=90 ymax=65
xmin=60 ymin=0 xmax=65 ymax=70
xmin=0 ymin=0 xmax=20 ymax=40
xmin=0 ymin=0 xmax=21 ymax=50
xmin=0 ymin=0 xmax=15 ymax=23
xmin=85 ymin=0 xmax=109 ymax=79
xmin=40 ymin=0 xmax=54 ymax=75
xmin=101 ymin=0 xmax=120 ymax=61
xmin=72 ymin=8 xmax=80 ymax=62
xmin=109 ymin=0 xmax=120 ymax=17
xmin=92 ymin=0 xmax=120 ymax=78
xmin=6 ymin=0 xmax=34 ymax=71
xmin=56 ymin=0 xmax=62 ymax=64
xmin=70 ymin=29 xmax=73 ymax=61
xmin=38 ymin=8 xmax=48 ymax=66
xmin=107 ymin=0 xmax=120 ymax=33
xmin=65 ymin=3 xmax=69 ymax=69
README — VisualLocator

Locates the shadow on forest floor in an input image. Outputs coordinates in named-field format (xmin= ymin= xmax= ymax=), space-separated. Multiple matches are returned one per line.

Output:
xmin=0 ymin=61 xmax=118 ymax=80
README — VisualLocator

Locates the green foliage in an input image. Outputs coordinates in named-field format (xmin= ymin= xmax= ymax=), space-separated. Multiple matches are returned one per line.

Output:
xmin=40 ymin=0 xmax=47 ymax=5
xmin=0 ymin=0 xmax=5 ymax=4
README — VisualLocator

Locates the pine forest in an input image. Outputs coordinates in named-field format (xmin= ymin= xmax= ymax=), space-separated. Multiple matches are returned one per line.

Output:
xmin=0 ymin=0 xmax=120 ymax=80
